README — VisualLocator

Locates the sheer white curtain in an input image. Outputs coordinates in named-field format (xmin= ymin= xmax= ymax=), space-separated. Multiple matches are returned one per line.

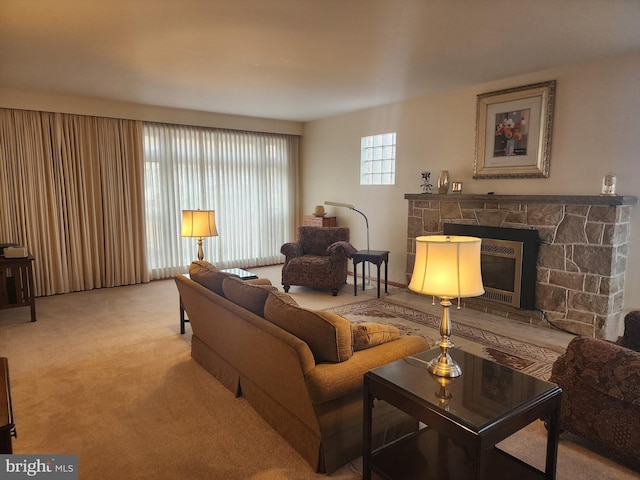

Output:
xmin=143 ymin=123 xmax=299 ymax=280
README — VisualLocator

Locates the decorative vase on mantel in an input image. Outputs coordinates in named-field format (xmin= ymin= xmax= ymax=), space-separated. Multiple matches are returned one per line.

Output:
xmin=438 ymin=170 xmax=450 ymax=194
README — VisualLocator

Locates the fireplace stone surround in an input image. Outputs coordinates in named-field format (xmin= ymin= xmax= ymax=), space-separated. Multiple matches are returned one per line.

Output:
xmin=405 ymin=194 xmax=638 ymax=340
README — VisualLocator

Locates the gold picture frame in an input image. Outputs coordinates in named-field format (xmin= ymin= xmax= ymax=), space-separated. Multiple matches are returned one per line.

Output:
xmin=473 ymin=80 xmax=555 ymax=179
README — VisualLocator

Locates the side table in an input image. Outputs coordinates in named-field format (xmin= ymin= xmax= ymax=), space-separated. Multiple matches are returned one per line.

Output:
xmin=363 ymin=348 xmax=562 ymax=480
xmin=0 ymin=255 xmax=36 ymax=322
xmin=352 ymin=250 xmax=389 ymax=298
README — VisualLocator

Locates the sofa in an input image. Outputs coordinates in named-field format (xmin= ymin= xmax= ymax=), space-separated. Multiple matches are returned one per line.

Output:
xmin=280 ymin=226 xmax=351 ymax=296
xmin=175 ymin=261 xmax=429 ymax=473
xmin=549 ymin=311 xmax=640 ymax=470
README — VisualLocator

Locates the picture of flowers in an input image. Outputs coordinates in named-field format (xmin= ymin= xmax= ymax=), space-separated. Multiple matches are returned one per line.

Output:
xmin=474 ymin=81 xmax=555 ymax=179
xmin=493 ymin=109 xmax=530 ymax=157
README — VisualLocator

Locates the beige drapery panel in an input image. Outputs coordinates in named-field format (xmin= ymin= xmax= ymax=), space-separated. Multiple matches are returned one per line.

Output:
xmin=0 ymin=108 xmax=148 ymax=296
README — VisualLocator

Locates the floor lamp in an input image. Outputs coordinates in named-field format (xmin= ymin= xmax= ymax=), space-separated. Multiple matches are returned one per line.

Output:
xmin=324 ymin=201 xmax=371 ymax=285
xmin=181 ymin=209 xmax=218 ymax=261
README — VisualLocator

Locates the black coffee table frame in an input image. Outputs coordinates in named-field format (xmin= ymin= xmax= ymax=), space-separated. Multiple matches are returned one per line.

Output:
xmin=363 ymin=348 xmax=562 ymax=480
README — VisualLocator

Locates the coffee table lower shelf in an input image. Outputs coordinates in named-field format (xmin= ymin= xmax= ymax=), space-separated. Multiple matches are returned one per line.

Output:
xmin=371 ymin=427 xmax=545 ymax=480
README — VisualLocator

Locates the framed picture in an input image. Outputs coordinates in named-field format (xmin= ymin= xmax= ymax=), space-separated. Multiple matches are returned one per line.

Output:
xmin=473 ymin=81 xmax=555 ymax=179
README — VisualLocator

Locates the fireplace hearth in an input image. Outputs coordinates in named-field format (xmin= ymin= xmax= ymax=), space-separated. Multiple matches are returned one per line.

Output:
xmin=443 ymin=224 xmax=538 ymax=310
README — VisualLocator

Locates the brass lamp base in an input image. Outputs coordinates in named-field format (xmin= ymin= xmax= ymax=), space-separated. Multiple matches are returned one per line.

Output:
xmin=428 ymin=351 xmax=462 ymax=378
xmin=428 ymin=297 xmax=462 ymax=378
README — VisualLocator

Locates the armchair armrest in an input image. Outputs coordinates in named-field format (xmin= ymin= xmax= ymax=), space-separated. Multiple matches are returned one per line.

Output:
xmin=304 ymin=335 xmax=428 ymax=404
xmin=552 ymin=336 xmax=640 ymax=405
xmin=280 ymin=242 xmax=303 ymax=260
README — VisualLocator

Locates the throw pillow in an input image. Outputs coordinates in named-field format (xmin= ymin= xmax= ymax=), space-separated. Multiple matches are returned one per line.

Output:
xmin=189 ymin=261 xmax=238 ymax=296
xmin=264 ymin=292 xmax=353 ymax=363
xmin=222 ymin=275 xmax=277 ymax=317
xmin=351 ymin=322 xmax=401 ymax=351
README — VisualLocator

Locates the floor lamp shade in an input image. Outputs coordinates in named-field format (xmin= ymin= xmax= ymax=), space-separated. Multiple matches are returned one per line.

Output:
xmin=409 ymin=235 xmax=484 ymax=377
xmin=181 ymin=210 xmax=218 ymax=261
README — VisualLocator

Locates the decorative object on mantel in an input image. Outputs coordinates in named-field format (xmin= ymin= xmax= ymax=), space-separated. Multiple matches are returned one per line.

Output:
xmin=409 ymin=235 xmax=484 ymax=377
xmin=451 ymin=182 xmax=463 ymax=194
xmin=313 ymin=205 xmax=326 ymax=216
xmin=437 ymin=170 xmax=450 ymax=194
xmin=420 ymin=171 xmax=432 ymax=193
xmin=601 ymin=172 xmax=617 ymax=196
xmin=473 ymin=80 xmax=555 ymax=179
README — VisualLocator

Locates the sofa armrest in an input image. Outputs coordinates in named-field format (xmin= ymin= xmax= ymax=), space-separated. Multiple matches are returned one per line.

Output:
xmin=280 ymin=242 xmax=303 ymax=260
xmin=305 ymin=335 xmax=429 ymax=405
xmin=551 ymin=336 xmax=640 ymax=405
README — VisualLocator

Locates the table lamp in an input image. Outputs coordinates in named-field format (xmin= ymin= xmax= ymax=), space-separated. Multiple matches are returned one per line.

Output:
xmin=181 ymin=209 xmax=218 ymax=261
xmin=409 ymin=235 xmax=484 ymax=377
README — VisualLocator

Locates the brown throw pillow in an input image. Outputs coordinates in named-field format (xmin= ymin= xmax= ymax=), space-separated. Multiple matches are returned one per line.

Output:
xmin=264 ymin=292 xmax=353 ymax=363
xmin=351 ymin=322 xmax=401 ymax=351
xmin=189 ymin=261 xmax=238 ymax=296
xmin=222 ymin=275 xmax=277 ymax=317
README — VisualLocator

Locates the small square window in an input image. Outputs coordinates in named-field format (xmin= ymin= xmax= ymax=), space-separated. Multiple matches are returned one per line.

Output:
xmin=360 ymin=132 xmax=396 ymax=185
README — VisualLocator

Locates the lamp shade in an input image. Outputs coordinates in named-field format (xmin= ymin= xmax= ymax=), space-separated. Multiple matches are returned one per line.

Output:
xmin=409 ymin=235 xmax=484 ymax=298
xmin=181 ymin=210 xmax=218 ymax=238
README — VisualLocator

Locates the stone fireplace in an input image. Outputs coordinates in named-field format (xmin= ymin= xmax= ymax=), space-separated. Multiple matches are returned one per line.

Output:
xmin=405 ymin=194 xmax=638 ymax=340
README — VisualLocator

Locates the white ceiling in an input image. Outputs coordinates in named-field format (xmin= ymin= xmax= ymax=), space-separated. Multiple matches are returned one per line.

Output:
xmin=1 ymin=0 xmax=639 ymax=122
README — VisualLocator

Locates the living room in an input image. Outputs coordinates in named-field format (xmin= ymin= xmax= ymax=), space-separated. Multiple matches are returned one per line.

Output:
xmin=1 ymin=1 xmax=640 ymax=479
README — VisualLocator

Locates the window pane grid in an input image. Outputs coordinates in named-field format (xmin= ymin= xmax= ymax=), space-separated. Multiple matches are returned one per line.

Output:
xmin=360 ymin=132 xmax=396 ymax=185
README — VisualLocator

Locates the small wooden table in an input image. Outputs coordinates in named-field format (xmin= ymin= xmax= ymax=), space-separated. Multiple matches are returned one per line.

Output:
xmin=352 ymin=250 xmax=389 ymax=298
xmin=363 ymin=348 xmax=562 ymax=480
xmin=0 ymin=357 xmax=15 ymax=454
xmin=0 ymin=255 xmax=36 ymax=322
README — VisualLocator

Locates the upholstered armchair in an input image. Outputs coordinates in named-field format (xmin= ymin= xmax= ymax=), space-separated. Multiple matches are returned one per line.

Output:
xmin=280 ymin=226 xmax=350 ymax=296
xmin=549 ymin=311 xmax=640 ymax=470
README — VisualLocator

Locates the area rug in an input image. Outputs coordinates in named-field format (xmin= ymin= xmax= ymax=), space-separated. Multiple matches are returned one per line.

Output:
xmin=325 ymin=299 xmax=561 ymax=380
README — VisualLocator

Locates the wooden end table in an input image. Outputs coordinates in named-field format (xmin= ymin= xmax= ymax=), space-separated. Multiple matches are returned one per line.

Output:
xmin=0 ymin=255 xmax=36 ymax=322
xmin=363 ymin=348 xmax=562 ymax=480
xmin=352 ymin=250 xmax=389 ymax=298
xmin=0 ymin=357 xmax=16 ymax=454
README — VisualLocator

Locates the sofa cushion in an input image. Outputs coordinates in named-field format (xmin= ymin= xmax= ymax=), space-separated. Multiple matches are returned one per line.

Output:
xmin=189 ymin=261 xmax=239 ymax=296
xmin=264 ymin=292 xmax=353 ymax=363
xmin=222 ymin=275 xmax=277 ymax=317
xmin=351 ymin=323 xmax=400 ymax=351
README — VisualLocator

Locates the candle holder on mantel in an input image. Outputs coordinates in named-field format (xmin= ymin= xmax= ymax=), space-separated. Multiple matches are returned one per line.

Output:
xmin=601 ymin=172 xmax=617 ymax=196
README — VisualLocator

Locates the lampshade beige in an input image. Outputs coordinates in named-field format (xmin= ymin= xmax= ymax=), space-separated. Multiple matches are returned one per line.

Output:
xmin=409 ymin=235 xmax=484 ymax=377
xmin=181 ymin=210 xmax=218 ymax=261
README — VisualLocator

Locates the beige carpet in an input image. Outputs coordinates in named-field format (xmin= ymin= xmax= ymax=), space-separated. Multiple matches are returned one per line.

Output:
xmin=0 ymin=273 xmax=638 ymax=479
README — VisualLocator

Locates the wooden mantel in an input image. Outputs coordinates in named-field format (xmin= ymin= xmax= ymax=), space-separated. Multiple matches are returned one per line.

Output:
xmin=404 ymin=193 xmax=638 ymax=206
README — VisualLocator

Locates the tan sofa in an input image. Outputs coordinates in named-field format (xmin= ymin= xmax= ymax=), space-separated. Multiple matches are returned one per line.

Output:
xmin=175 ymin=261 xmax=429 ymax=473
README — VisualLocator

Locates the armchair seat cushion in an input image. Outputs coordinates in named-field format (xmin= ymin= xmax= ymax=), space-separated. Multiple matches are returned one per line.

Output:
xmin=286 ymin=255 xmax=333 ymax=275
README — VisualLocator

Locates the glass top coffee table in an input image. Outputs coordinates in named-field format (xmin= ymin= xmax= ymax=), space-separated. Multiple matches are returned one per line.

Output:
xmin=363 ymin=348 xmax=562 ymax=480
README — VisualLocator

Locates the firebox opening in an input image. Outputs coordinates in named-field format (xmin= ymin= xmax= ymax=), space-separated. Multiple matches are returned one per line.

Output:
xmin=443 ymin=223 xmax=538 ymax=310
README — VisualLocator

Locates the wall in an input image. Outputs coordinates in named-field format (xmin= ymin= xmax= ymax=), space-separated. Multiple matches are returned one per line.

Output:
xmin=0 ymin=86 xmax=303 ymax=136
xmin=301 ymin=53 xmax=640 ymax=314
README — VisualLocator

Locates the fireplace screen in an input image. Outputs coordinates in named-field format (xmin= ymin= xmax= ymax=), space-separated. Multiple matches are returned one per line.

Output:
xmin=443 ymin=223 xmax=538 ymax=310
xmin=480 ymin=239 xmax=522 ymax=308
